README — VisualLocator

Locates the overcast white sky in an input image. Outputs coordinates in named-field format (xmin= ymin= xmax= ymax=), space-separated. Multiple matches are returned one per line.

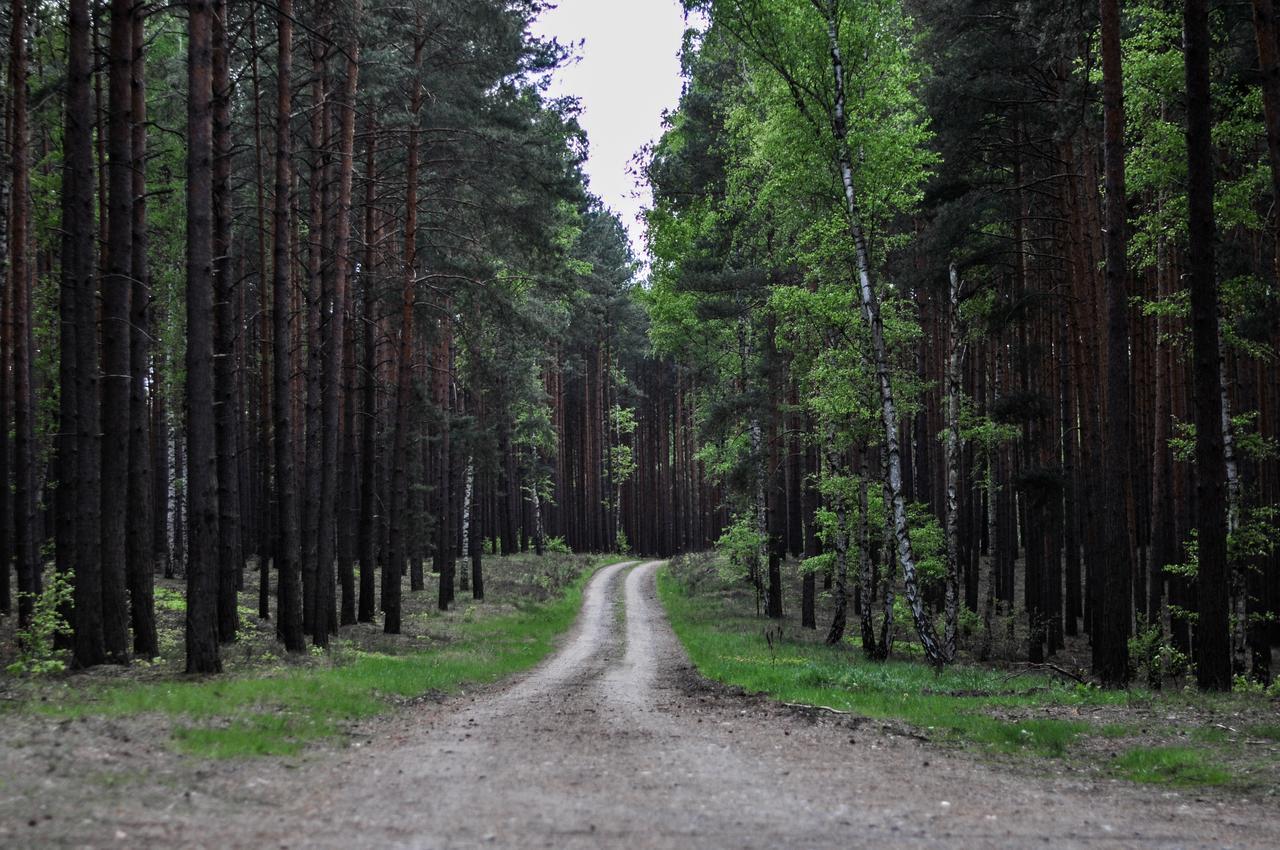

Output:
xmin=530 ymin=1 xmax=692 ymax=261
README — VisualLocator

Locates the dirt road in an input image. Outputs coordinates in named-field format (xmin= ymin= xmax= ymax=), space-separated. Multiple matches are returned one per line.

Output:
xmin=7 ymin=560 xmax=1275 ymax=848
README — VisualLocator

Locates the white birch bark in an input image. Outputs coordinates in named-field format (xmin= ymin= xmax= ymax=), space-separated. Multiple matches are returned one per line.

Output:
xmin=1217 ymin=322 xmax=1246 ymax=666
xmin=943 ymin=264 xmax=965 ymax=659
xmin=818 ymin=0 xmax=947 ymax=663
xmin=461 ymin=455 xmax=473 ymax=560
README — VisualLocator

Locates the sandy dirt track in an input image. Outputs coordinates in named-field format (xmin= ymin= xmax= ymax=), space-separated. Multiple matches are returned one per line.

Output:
xmin=4 ymin=559 xmax=1276 ymax=848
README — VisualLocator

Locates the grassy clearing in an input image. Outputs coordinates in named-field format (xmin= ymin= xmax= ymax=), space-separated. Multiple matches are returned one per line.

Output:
xmin=657 ymin=562 xmax=1280 ymax=792
xmin=14 ymin=554 xmax=629 ymax=758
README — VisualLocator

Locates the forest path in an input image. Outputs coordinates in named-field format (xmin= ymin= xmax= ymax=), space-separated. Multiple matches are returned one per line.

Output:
xmin=35 ymin=560 xmax=1275 ymax=848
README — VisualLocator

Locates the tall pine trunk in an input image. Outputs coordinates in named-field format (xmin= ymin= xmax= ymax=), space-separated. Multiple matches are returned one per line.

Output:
xmin=272 ymin=0 xmax=305 ymax=652
xmin=318 ymin=5 xmax=361 ymax=643
xmin=185 ymin=0 xmax=223 ymax=675
xmin=301 ymin=47 xmax=328 ymax=634
xmin=212 ymin=0 xmax=242 ymax=645
xmin=1096 ymin=0 xmax=1133 ymax=686
xmin=99 ymin=0 xmax=134 ymax=663
xmin=357 ymin=125 xmax=379 ymax=624
xmin=127 ymin=3 xmax=157 ymax=657
xmin=10 ymin=0 xmax=40 ymax=634
xmin=385 ymin=33 xmax=425 ymax=634
xmin=249 ymin=2 xmax=273 ymax=620
xmin=62 ymin=0 xmax=96 ymax=659
xmin=1184 ymin=0 xmax=1232 ymax=691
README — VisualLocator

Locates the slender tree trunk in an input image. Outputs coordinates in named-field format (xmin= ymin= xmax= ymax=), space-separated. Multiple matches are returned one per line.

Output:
xmin=9 ymin=0 xmax=39 ymax=634
xmin=127 ymin=4 xmax=157 ymax=657
xmin=943 ymin=264 xmax=965 ymax=660
xmin=249 ymin=1 xmax=273 ymax=620
xmin=471 ymin=466 xmax=485 ymax=601
xmin=301 ymin=46 xmax=328 ymax=635
xmin=1096 ymin=0 xmax=1133 ymax=686
xmin=357 ymin=125 xmax=379 ymax=624
xmin=65 ymin=0 xmax=104 ymax=663
xmin=1185 ymin=0 xmax=1231 ymax=691
xmin=823 ymin=441 xmax=850 ymax=646
xmin=96 ymin=0 xmax=135 ymax=663
xmin=385 ymin=33 xmax=425 ymax=634
xmin=172 ymin=425 xmax=185 ymax=575
xmin=800 ymin=423 xmax=819 ymax=630
xmin=272 ymin=0 xmax=305 ymax=652
xmin=153 ymin=389 xmax=171 ymax=581
xmin=461 ymin=455 xmax=473 ymax=590
xmin=1061 ymin=312 xmax=1081 ymax=636
xmin=212 ymin=0 xmax=242 ymax=645
xmin=185 ymin=0 xmax=223 ymax=675
xmin=0 ymin=125 xmax=10 ymax=620
xmin=318 ymin=6 xmax=360 ymax=643
xmin=0 ymin=95 xmax=7 ymax=619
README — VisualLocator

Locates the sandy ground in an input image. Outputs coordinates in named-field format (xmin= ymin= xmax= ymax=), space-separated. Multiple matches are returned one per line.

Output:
xmin=2 ymin=559 xmax=1277 ymax=849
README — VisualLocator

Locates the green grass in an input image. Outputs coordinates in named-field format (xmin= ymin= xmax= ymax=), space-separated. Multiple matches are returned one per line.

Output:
xmin=40 ymin=557 xmax=625 ymax=758
xmin=1099 ymin=723 xmax=1133 ymax=738
xmin=657 ymin=568 xmax=1104 ymax=757
xmin=1189 ymin=725 xmax=1232 ymax=743
xmin=1113 ymin=746 xmax=1232 ymax=786
xmin=1245 ymin=722 xmax=1280 ymax=741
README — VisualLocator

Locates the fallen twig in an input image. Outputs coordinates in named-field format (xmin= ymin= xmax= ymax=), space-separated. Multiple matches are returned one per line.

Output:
xmin=1009 ymin=662 xmax=1088 ymax=685
xmin=782 ymin=701 xmax=850 ymax=716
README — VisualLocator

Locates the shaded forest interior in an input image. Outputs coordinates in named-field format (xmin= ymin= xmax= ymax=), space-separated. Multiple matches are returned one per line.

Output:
xmin=0 ymin=0 xmax=1276 ymax=692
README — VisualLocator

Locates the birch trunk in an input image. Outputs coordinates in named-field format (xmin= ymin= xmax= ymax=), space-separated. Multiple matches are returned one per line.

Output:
xmin=943 ymin=264 xmax=965 ymax=659
xmin=818 ymin=2 xmax=946 ymax=663
xmin=822 ymin=435 xmax=849 ymax=645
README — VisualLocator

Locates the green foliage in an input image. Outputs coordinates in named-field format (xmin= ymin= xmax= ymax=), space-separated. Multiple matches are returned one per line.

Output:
xmin=542 ymin=535 xmax=572 ymax=555
xmin=607 ymin=405 xmax=639 ymax=487
xmin=154 ymin=586 xmax=187 ymax=613
xmin=960 ymin=407 xmax=1021 ymax=482
xmin=1231 ymin=677 xmax=1280 ymax=699
xmin=1122 ymin=0 xmax=1268 ymax=270
xmin=644 ymin=0 xmax=939 ymax=570
xmin=1128 ymin=618 xmax=1191 ymax=688
xmin=715 ymin=515 xmax=764 ymax=580
xmin=907 ymin=503 xmax=945 ymax=588
xmin=7 ymin=570 xmax=74 ymax=677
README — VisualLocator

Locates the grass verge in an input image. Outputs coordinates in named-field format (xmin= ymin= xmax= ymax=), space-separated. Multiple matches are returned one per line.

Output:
xmin=658 ymin=568 xmax=1101 ymax=756
xmin=34 ymin=555 xmax=630 ymax=758
xmin=656 ymin=566 xmax=1265 ymax=791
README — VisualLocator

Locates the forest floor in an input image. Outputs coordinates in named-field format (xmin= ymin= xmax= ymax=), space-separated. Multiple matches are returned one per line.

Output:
xmin=1 ymin=557 xmax=1277 ymax=848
